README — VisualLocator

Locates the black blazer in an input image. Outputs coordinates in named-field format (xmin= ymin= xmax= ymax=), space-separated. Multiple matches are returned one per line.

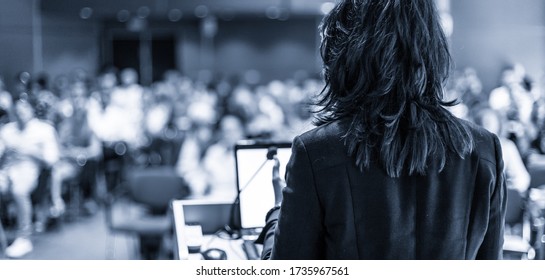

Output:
xmin=260 ymin=119 xmax=506 ymax=259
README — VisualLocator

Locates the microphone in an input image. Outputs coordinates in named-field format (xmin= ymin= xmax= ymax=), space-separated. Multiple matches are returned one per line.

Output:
xmin=266 ymin=147 xmax=277 ymax=160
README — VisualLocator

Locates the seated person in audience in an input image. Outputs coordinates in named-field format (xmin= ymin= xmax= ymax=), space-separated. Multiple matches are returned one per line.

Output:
xmin=50 ymin=81 xmax=101 ymax=217
xmin=200 ymin=115 xmax=246 ymax=200
xmin=0 ymin=75 xmax=13 ymax=125
xmin=489 ymin=64 xmax=538 ymax=159
xmin=88 ymin=68 xmax=146 ymax=193
xmin=176 ymin=114 xmax=244 ymax=200
xmin=89 ymin=67 xmax=116 ymax=111
xmin=475 ymin=108 xmax=531 ymax=195
xmin=88 ymin=67 xmax=145 ymax=150
xmin=30 ymin=74 xmax=59 ymax=124
xmin=175 ymin=101 xmax=216 ymax=197
xmin=142 ymin=87 xmax=177 ymax=166
xmin=226 ymin=84 xmax=259 ymax=130
xmin=0 ymin=98 xmax=60 ymax=258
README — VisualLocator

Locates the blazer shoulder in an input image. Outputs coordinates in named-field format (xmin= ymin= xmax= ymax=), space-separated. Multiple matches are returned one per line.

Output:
xmin=294 ymin=121 xmax=349 ymax=170
xmin=459 ymin=119 xmax=501 ymax=165
xmin=299 ymin=120 xmax=345 ymax=141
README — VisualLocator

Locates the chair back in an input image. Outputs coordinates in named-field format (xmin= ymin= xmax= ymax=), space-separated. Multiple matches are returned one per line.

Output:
xmin=0 ymin=198 xmax=6 ymax=257
xmin=505 ymin=188 xmax=525 ymax=226
xmin=127 ymin=167 xmax=189 ymax=212
xmin=529 ymin=166 xmax=545 ymax=189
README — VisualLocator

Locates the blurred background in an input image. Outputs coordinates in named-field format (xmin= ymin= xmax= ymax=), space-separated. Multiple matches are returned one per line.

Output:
xmin=0 ymin=0 xmax=545 ymax=260
xmin=2 ymin=0 xmax=545 ymax=95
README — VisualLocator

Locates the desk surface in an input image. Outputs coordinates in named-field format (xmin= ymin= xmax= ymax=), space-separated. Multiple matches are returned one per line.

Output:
xmin=187 ymin=235 xmax=262 ymax=260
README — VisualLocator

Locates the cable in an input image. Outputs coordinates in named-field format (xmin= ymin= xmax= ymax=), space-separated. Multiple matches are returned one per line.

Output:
xmin=238 ymin=158 xmax=268 ymax=194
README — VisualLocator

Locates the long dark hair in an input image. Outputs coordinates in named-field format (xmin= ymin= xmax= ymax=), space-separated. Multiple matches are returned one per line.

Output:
xmin=316 ymin=0 xmax=474 ymax=177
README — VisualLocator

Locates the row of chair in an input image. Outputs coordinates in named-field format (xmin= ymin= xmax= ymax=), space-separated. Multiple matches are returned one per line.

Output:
xmin=105 ymin=166 xmax=190 ymax=259
xmin=503 ymin=165 xmax=545 ymax=260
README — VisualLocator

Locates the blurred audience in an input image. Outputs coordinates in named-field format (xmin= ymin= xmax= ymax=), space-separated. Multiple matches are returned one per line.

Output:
xmin=489 ymin=64 xmax=538 ymax=159
xmin=88 ymin=68 xmax=145 ymax=149
xmin=0 ymin=76 xmax=12 ymax=125
xmin=475 ymin=108 xmax=530 ymax=195
xmin=25 ymin=64 xmax=545 ymax=257
xmin=175 ymin=99 xmax=217 ymax=197
xmin=199 ymin=115 xmax=245 ymax=200
xmin=50 ymin=80 xmax=101 ymax=217
xmin=30 ymin=74 xmax=58 ymax=124
xmin=5 ymin=61 xmax=545 ymax=258
xmin=0 ymin=98 xmax=59 ymax=258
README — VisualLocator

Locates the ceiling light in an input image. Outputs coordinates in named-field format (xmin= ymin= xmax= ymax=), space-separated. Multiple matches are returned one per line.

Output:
xmin=79 ymin=7 xmax=93 ymax=19
xmin=195 ymin=5 xmax=209 ymax=18
xmin=117 ymin=10 xmax=130 ymax=22
xmin=168 ymin=9 xmax=182 ymax=22
xmin=137 ymin=6 xmax=150 ymax=19
xmin=320 ymin=2 xmax=335 ymax=15
xmin=266 ymin=6 xmax=280 ymax=20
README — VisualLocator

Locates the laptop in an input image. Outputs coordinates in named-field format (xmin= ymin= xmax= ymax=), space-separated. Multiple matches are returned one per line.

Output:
xmin=171 ymin=199 xmax=232 ymax=260
xmin=234 ymin=140 xmax=292 ymax=237
xmin=179 ymin=199 xmax=233 ymax=234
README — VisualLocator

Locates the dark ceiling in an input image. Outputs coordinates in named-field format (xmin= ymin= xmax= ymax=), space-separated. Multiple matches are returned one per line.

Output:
xmin=41 ymin=0 xmax=337 ymax=21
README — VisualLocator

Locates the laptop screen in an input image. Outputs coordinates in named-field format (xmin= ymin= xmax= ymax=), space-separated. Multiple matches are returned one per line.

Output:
xmin=181 ymin=199 xmax=233 ymax=234
xmin=234 ymin=141 xmax=292 ymax=229
xmin=171 ymin=199 xmax=233 ymax=260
